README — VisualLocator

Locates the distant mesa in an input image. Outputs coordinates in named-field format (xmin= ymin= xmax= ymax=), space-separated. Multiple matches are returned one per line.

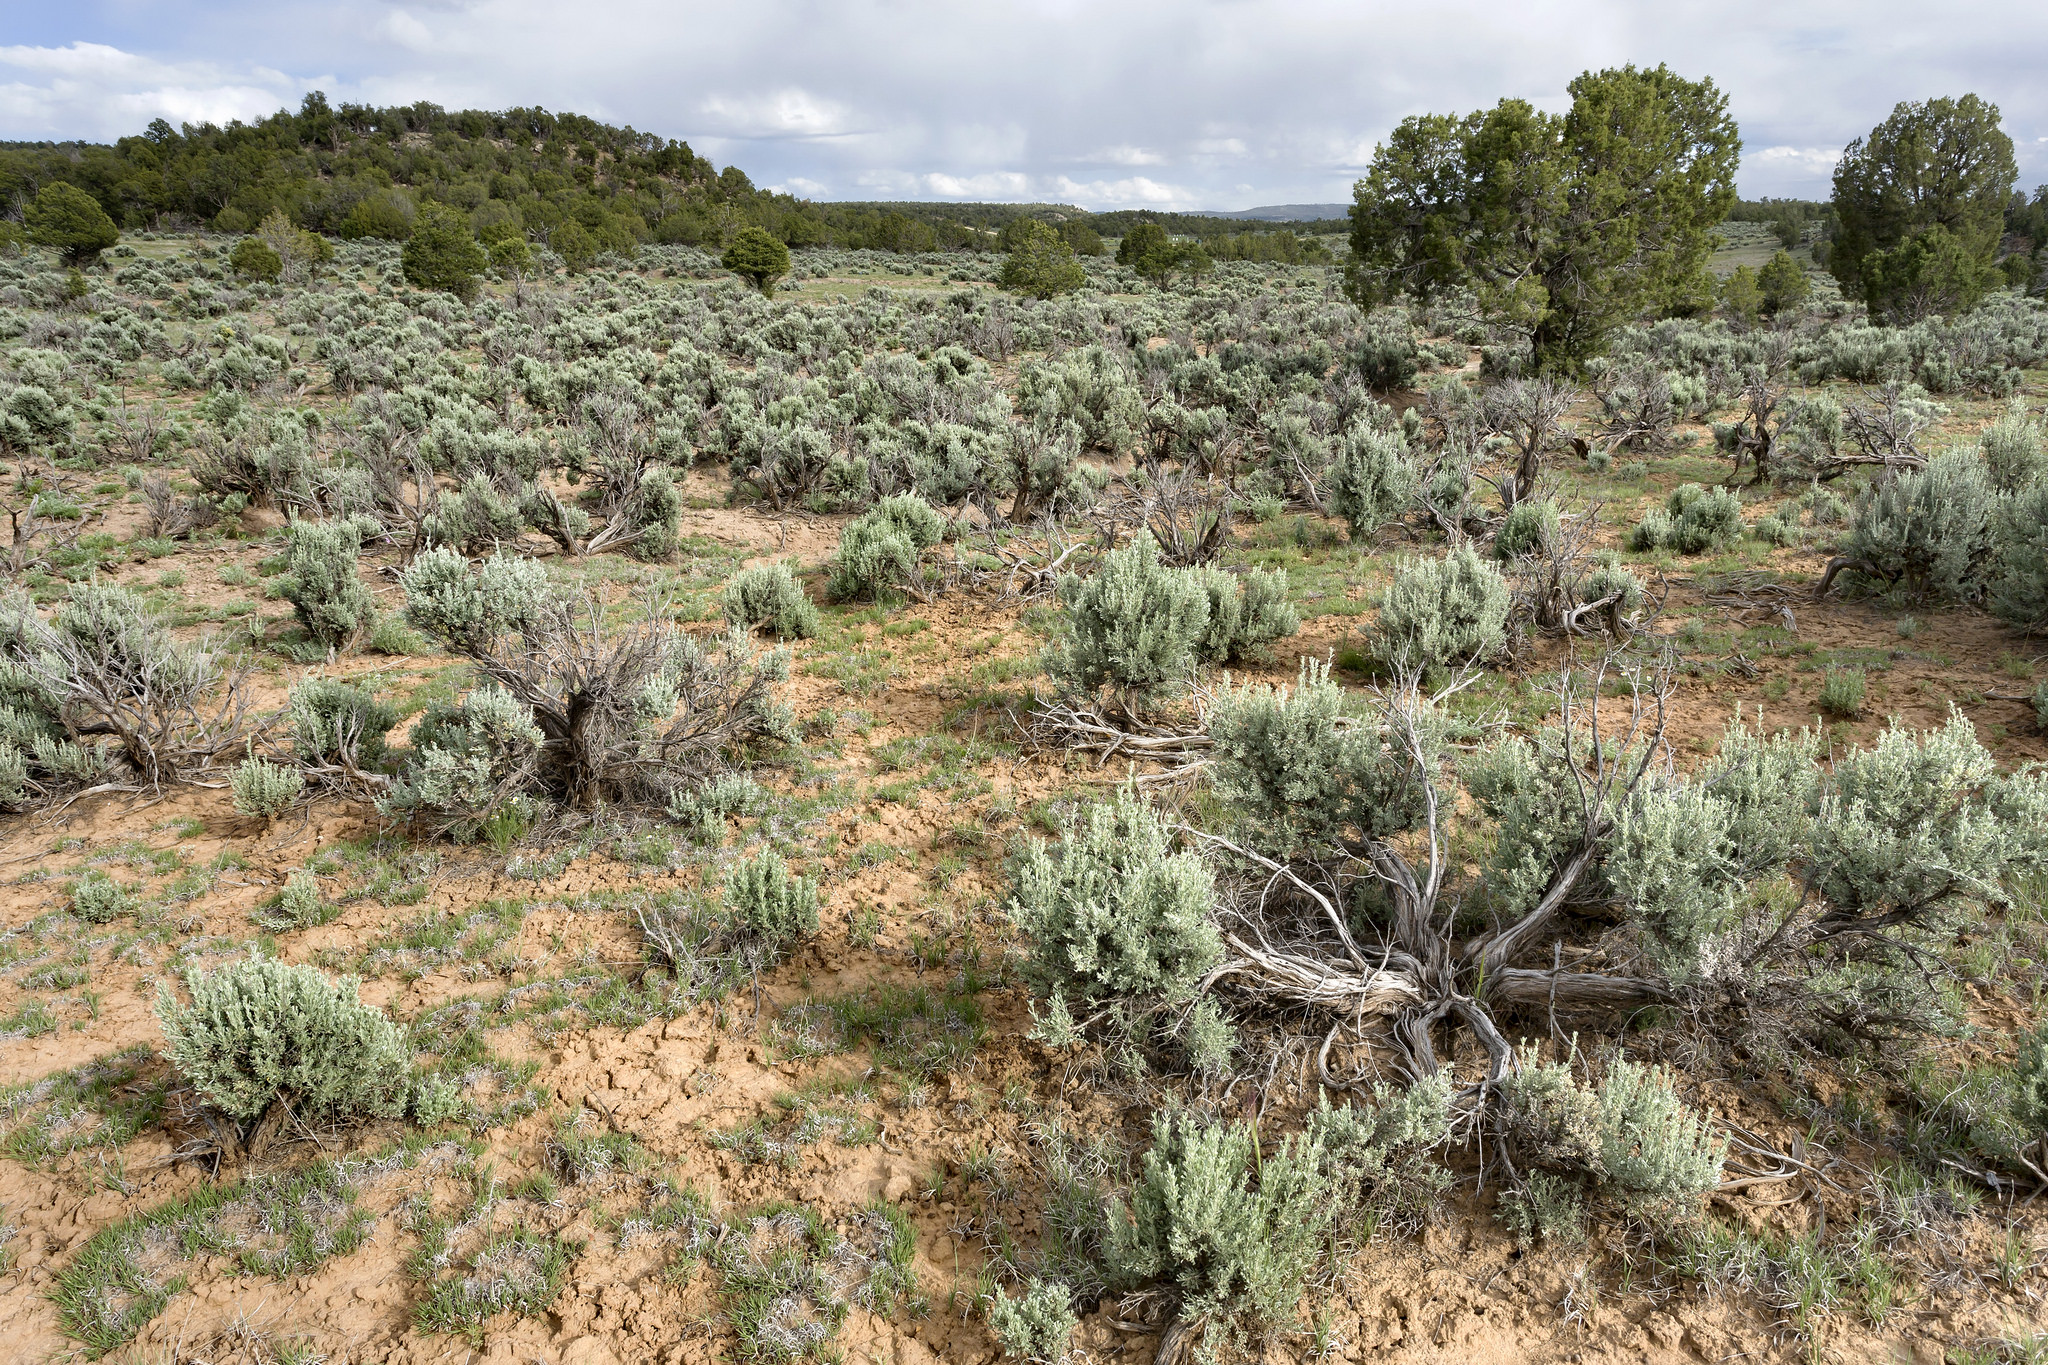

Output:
xmin=1202 ymin=204 xmax=1351 ymax=221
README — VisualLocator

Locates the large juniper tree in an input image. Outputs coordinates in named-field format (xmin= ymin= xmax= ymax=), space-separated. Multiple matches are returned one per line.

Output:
xmin=1346 ymin=65 xmax=1739 ymax=372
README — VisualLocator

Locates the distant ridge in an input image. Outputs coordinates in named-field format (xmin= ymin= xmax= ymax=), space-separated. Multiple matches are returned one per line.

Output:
xmin=1203 ymin=203 xmax=1351 ymax=221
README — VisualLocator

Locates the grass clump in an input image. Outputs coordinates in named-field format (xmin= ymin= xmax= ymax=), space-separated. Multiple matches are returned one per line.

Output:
xmin=413 ymin=1228 xmax=580 ymax=1345
xmin=1818 ymin=665 xmax=1868 ymax=718
xmin=715 ymin=1203 xmax=918 ymax=1361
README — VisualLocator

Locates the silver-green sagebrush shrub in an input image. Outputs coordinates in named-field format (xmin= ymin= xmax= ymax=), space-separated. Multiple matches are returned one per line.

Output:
xmin=278 ymin=518 xmax=376 ymax=649
xmin=1503 ymin=1050 xmax=1724 ymax=1233
xmin=1009 ymin=784 xmax=1220 ymax=1005
xmin=155 ymin=955 xmax=412 ymax=1128
xmin=827 ymin=493 xmax=946 ymax=601
xmin=1104 ymin=1111 xmax=1334 ymax=1330
xmin=723 ymin=561 xmax=820 ymax=639
xmin=722 ymin=847 xmax=819 ymax=966
xmin=1189 ymin=564 xmax=1298 ymax=666
xmin=1208 ymin=660 xmax=1432 ymax=855
xmin=1325 ymin=425 xmax=1416 ymax=541
xmin=1626 ymin=483 xmax=1742 ymax=554
xmin=1303 ymin=1076 xmax=1455 ymax=1234
xmin=231 ymin=752 xmax=304 ymax=818
xmin=1047 ymin=533 xmax=1209 ymax=704
xmin=395 ymin=547 xmax=793 ymax=824
xmin=1989 ymin=483 xmax=2048 ymax=633
xmin=288 ymin=677 xmax=398 ymax=774
xmin=378 ymin=685 xmax=543 ymax=837
xmin=1495 ymin=498 xmax=1559 ymax=561
xmin=1372 ymin=546 xmax=1510 ymax=671
xmin=1807 ymin=708 xmax=2048 ymax=931
xmin=400 ymin=546 xmax=547 ymax=653
xmin=71 ymin=871 xmax=132 ymax=923
xmin=986 ymin=1277 xmax=1079 ymax=1364
xmin=1839 ymin=449 xmax=1996 ymax=599
xmin=1981 ymin=398 xmax=2047 ymax=493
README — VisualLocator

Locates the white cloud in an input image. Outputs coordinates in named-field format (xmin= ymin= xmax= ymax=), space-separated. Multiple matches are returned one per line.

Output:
xmin=771 ymin=176 xmax=829 ymax=198
xmin=5 ymin=4 xmax=2048 ymax=205
xmin=377 ymin=11 xmax=435 ymax=52
xmin=0 ymin=42 xmax=301 ymax=139
xmin=1077 ymin=145 xmax=1164 ymax=166
xmin=698 ymin=89 xmax=860 ymax=141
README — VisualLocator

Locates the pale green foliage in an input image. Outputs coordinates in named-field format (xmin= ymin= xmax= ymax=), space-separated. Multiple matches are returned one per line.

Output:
xmin=1504 ymin=1049 xmax=1723 ymax=1232
xmin=1703 ymin=715 xmax=1823 ymax=878
xmin=1189 ymin=564 xmax=1298 ymax=665
xmin=722 ymin=848 xmax=818 ymax=965
xmin=1607 ymin=784 xmax=1741 ymax=977
xmin=278 ymin=518 xmax=375 ymax=649
xmin=288 ymin=677 xmax=397 ymax=770
xmin=1595 ymin=1059 xmax=1727 ymax=1228
xmin=1325 ymin=425 xmax=1417 ymax=540
xmin=1819 ymin=666 xmax=1867 ymax=718
xmin=71 ymin=872 xmax=132 ymax=923
xmin=1464 ymin=730 xmax=1606 ymax=922
xmin=1981 ymin=399 xmax=2047 ymax=493
xmin=2014 ymin=1024 xmax=2048 ymax=1139
xmin=266 ymin=871 xmax=326 ymax=930
xmin=986 ymin=1277 xmax=1079 ymax=1363
xmin=377 ymin=685 xmax=542 ymax=836
xmin=1809 ymin=708 xmax=2048 ymax=927
xmin=827 ymin=493 xmax=946 ymax=601
xmin=667 ymin=772 xmax=766 ymax=835
xmin=1048 ymin=533 xmax=1209 ymax=701
xmin=1208 ymin=660 xmax=1433 ymax=854
xmin=1627 ymin=483 xmax=1742 ymax=554
xmin=1105 ymin=1111 xmax=1333 ymax=1328
xmin=1372 ymin=546 xmax=1510 ymax=670
xmin=1495 ymin=498 xmax=1559 ymax=560
xmin=1009 ymin=785 xmax=1220 ymax=1004
xmin=723 ymin=561 xmax=819 ymax=639
xmin=400 ymin=546 xmax=548 ymax=651
xmin=155 ymin=956 xmax=411 ymax=1125
xmin=1840 ymin=449 xmax=1996 ymax=599
xmin=1180 ymin=996 xmax=1237 ymax=1076
xmin=1498 ymin=1172 xmax=1587 ymax=1249
xmin=231 ymin=754 xmax=304 ymax=818
xmin=1989 ymin=483 xmax=2048 ymax=633
xmin=1304 ymin=1076 xmax=1454 ymax=1233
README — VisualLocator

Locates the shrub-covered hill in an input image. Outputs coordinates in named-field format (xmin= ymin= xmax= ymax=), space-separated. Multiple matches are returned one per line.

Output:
xmin=0 ymin=94 xmax=1348 ymax=264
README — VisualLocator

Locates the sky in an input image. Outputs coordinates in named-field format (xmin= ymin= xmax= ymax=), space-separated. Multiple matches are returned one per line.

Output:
xmin=2 ymin=1 xmax=2046 ymax=212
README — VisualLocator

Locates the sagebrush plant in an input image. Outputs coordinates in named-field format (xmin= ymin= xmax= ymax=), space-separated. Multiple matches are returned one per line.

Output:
xmin=288 ymin=676 xmax=398 ymax=773
xmin=277 ymin=517 xmax=377 ymax=649
xmin=1839 ymin=448 xmax=1996 ymax=599
xmin=1989 ymin=482 xmax=2048 ymax=633
xmin=231 ymin=752 xmax=305 ymax=818
xmin=1105 ymin=1110 xmax=1334 ymax=1333
xmin=71 ymin=871 xmax=132 ymax=923
xmin=986 ymin=1276 xmax=1079 ymax=1363
xmin=155 ymin=955 xmax=412 ymax=1128
xmin=1325 ymin=425 xmax=1416 ymax=541
xmin=1981 ymin=398 xmax=2047 ymax=493
xmin=722 ymin=848 xmax=819 ymax=966
xmin=1208 ymin=658 xmax=1434 ymax=855
xmin=1009 ymin=784 xmax=1220 ymax=1007
xmin=1047 ymin=532 xmax=1209 ymax=704
xmin=1626 ymin=483 xmax=1742 ymax=554
xmin=828 ymin=493 xmax=946 ymax=600
xmin=1495 ymin=497 xmax=1559 ymax=560
xmin=723 ymin=561 xmax=820 ymax=639
xmin=1190 ymin=563 xmax=1298 ymax=665
xmin=1819 ymin=666 xmax=1867 ymax=718
xmin=1372 ymin=545 xmax=1510 ymax=671
xmin=1502 ymin=1048 xmax=1724 ymax=1232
